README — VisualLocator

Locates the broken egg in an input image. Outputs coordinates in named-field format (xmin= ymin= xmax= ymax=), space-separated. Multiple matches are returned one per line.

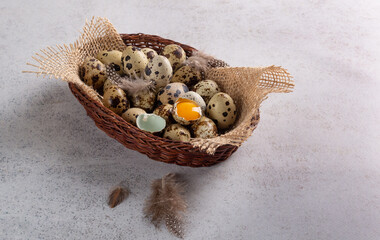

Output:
xmin=172 ymin=98 xmax=202 ymax=125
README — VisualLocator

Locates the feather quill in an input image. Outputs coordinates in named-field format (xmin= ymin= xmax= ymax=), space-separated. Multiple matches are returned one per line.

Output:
xmin=105 ymin=64 xmax=154 ymax=95
xmin=144 ymin=173 xmax=187 ymax=238
xmin=108 ymin=183 xmax=129 ymax=208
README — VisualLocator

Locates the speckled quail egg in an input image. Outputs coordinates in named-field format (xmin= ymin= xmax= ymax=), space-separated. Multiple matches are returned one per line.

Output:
xmin=81 ymin=57 xmax=107 ymax=90
xmin=156 ymin=82 xmax=189 ymax=105
xmin=143 ymin=55 xmax=173 ymax=91
xmin=206 ymin=92 xmax=237 ymax=130
xmin=121 ymin=46 xmax=148 ymax=77
xmin=172 ymin=98 xmax=202 ymax=125
xmin=102 ymin=85 xmax=130 ymax=115
xmin=141 ymin=48 xmax=158 ymax=60
xmin=171 ymin=65 xmax=202 ymax=86
xmin=97 ymin=50 xmax=123 ymax=75
xmin=161 ymin=44 xmax=186 ymax=70
xmin=103 ymin=78 xmax=115 ymax=93
xmin=130 ymin=89 xmax=156 ymax=112
xmin=136 ymin=113 xmax=166 ymax=133
xmin=163 ymin=124 xmax=191 ymax=142
xmin=191 ymin=116 xmax=218 ymax=139
xmin=178 ymin=91 xmax=206 ymax=112
xmin=122 ymin=107 xmax=146 ymax=126
xmin=192 ymin=80 xmax=220 ymax=104
xmin=153 ymin=104 xmax=173 ymax=125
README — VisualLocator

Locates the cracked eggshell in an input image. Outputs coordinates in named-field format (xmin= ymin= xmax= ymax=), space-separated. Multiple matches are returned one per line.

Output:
xmin=191 ymin=116 xmax=218 ymax=139
xmin=206 ymin=92 xmax=237 ymax=130
xmin=141 ymin=48 xmax=158 ymax=60
xmin=143 ymin=55 xmax=173 ymax=91
xmin=156 ymin=82 xmax=189 ymax=106
xmin=97 ymin=50 xmax=123 ymax=75
xmin=136 ymin=113 xmax=166 ymax=133
xmin=102 ymin=85 xmax=130 ymax=115
xmin=192 ymin=80 xmax=220 ymax=104
xmin=171 ymin=65 xmax=202 ymax=86
xmin=81 ymin=57 xmax=107 ymax=90
xmin=161 ymin=44 xmax=186 ymax=70
xmin=122 ymin=108 xmax=146 ymax=126
xmin=121 ymin=46 xmax=148 ymax=77
xmin=153 ymin=104 xmax=173 ymax=125
xmin=178 ymin=91 xmax=206 ymax=112
xmin=172 ymin=99 xmax=202 ymax=126
xmin=163 ymin=124 xmax=191 ymax=142
xmin=130 ymin=90 xmax=156 ymax=112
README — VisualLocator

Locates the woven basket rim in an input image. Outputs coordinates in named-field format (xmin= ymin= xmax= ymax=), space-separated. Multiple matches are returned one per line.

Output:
xmin=68 ymin=32 xmax=260 ymax=167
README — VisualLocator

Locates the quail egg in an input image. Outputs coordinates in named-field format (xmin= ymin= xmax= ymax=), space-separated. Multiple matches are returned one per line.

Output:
xmin=102 ymin=85 xmax=130 ymax=115
xmin=122 ymin=107 xmax=146 ymax=126
xmin=163 ymin=124 xmax=191 ymax=142
xmin=97 ymin=50 xmax=123 ymax=75
xmin=81 ymin=57 xmax=107 ymax=90
xmin=153 ymin=104 xmax=173 ymax=125
xmin=178 ymin=91 xmax=206 ymax=112
xmin=192 ymin=80 xmax=220 ymax=104
xmin=143 ymin=55 xmax=173 ymax=91
xmin=136 ymin=113 xmax=166 ymax=133
xmin=141 ymin=48 xmax=158 ymax=60
xmin=161 ymin=44 xmax=186 ymax=70
xmin=206 ymin=92 xmax=237 ymax=130
xmin=121 ymin=46 xmax=148 ymax=77
xmin=172 ymin=98 xmax=202 ymax=125
xmin=103 ymin=78 xmax=115 ymax=93
xmin=156 ymin=82 xmax=189 ymax=105
xmin=130 ymin=89 xmax=156 ymax=112
xmin=191 ymin=116 xmax=218 ymax=139
xmin=171 ymin=65 xmax=202 ymax=86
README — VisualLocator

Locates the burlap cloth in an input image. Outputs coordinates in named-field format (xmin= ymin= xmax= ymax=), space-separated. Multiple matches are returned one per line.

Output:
xmin=25 ymin=17 xmax=294 ymax=155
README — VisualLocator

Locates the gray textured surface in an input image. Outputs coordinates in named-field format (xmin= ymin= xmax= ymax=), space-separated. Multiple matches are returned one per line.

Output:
xmin=1 ymin=0 xmax=380 ymax=239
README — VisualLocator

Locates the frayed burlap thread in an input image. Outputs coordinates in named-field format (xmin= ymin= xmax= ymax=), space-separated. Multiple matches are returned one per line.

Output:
xmin=24 ymin=16 xmax=294 ymax=158
xmin=23 ymin=17 xmax=126 ymax=103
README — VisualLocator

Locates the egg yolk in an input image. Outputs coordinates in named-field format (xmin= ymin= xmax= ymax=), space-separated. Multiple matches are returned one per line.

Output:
xmin=176 ymin=100 xmax=201 ymax=121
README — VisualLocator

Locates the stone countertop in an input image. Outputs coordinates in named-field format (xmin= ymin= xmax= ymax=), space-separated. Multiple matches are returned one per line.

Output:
xmin=1 ymin=0 xmax=379 ymax=239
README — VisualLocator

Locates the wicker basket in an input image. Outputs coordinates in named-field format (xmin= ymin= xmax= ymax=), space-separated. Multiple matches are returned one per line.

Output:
xmin=68 ymin=33 xmax=259 ymax=167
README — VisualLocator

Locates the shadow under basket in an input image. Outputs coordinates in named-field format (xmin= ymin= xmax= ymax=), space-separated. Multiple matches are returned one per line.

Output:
xmin=68 ymin=33 xmax=259 ymax=167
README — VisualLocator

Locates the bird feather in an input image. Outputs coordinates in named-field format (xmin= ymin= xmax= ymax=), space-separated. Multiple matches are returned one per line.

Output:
xmin=144 ymin=173 xmax=187 ymax=238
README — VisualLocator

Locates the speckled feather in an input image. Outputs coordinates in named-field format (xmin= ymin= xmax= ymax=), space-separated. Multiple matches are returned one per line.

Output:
xmin=184 ymin=51 xmax=229 ymax=73
xmin=105 ymin=64 xmax=154 ymax=95
xmin=144 ymin=173 xmax=187 ymax=239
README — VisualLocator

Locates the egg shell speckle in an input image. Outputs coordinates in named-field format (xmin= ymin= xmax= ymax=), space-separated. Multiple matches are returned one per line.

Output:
xmin=102 ymin=85 xmax=130 ymax=115
xmin=96 ymin=50 xmax=123 ymax=75
xmin=192 ymin=80 xmax=220 ymax=104
xmin=178 ymin=91 xmax=206 ymax=112
xmin=206 ymin=92 xmax=237 ymax=130
xmin=103 ymin=79 xmax=115 ymax=93
xmin=156 ymin=82 xmax=189 ymax=106
xmin=191 ymin=116 xmax=218 ymax=139
xmin=171 ymin=65 xmax=202 ymax=86
xmin=130 ymin=90 xmax=156 ymax=112
xmin=143 ymin=55 xmax=173 ymax=91
xmin=121 ymin=108 xmax=146 ymax=126
xmin=163 ymin=124 xmax=191 ymax=142
xmin=161 ymin=44 xmax=186 ymax=70
xmin=81 ymin=57 xmax=107 ymax=90
xmin=121 ymin=46 xmax=148 ymax=77
xmin=153 ymin=104 xmax=173 ymax=125
xmin=141 ymin=48 xmax=158 ymax=60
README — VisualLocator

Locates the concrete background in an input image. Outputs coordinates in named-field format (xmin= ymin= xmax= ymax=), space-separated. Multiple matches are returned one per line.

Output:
xmin=1 ymin=0 xmax=379 ymax=239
